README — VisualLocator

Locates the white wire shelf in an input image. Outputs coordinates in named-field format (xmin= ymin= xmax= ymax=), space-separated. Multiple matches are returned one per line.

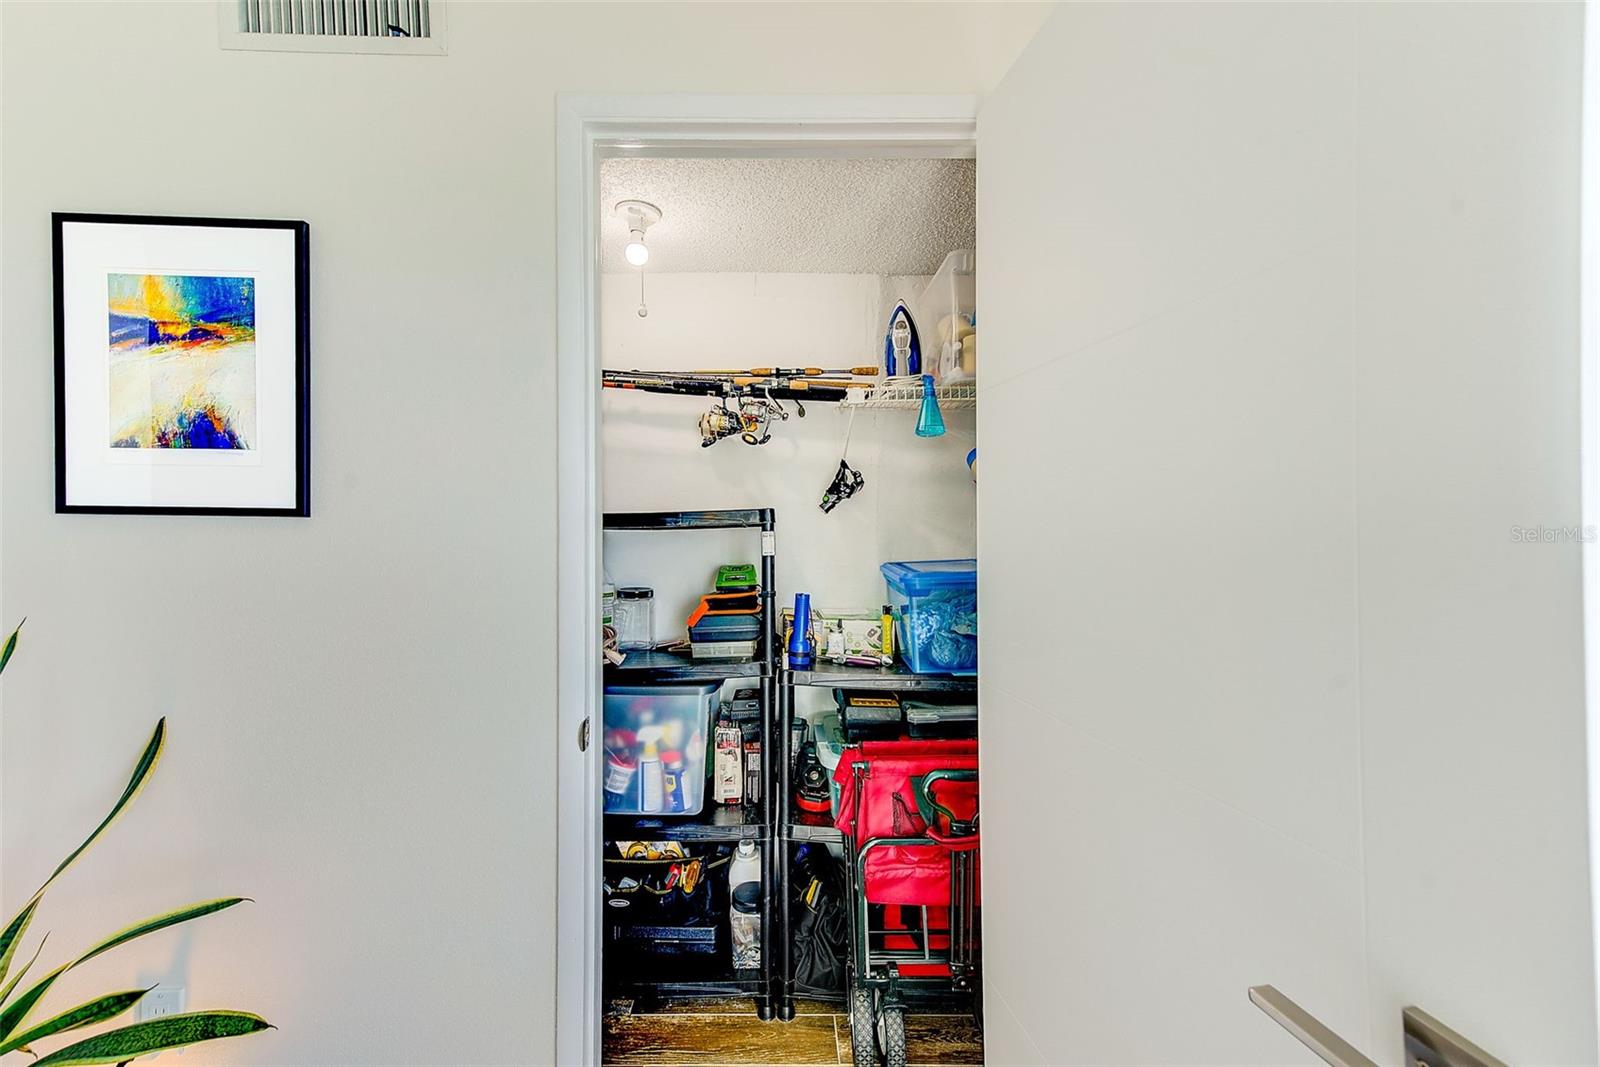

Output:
xmin=846 ymin=375 xmax=977 ymax=411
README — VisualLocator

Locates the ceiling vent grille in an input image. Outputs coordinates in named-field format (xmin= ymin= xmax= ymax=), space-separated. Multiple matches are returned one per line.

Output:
xmin=218 ymin=0 xmax=447 ymax=55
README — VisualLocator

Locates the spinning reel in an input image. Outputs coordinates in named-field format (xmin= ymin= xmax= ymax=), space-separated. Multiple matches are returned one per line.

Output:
xmin=819 ymin=459 xmax=865 ymax=513
xmin=698 ymin=393 xmax=801 ymax=448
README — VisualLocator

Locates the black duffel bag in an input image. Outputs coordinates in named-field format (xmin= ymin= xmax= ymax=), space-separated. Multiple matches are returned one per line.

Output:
xmin=791 ymin=844 xmax=849 ymax=994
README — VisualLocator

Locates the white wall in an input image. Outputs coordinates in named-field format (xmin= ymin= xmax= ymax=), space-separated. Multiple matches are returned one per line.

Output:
xmin=1352 ymin=5 xmax=1593 ymax=1060
xmin=979 ymin=3 xmax=1593 ymax=1064
xmin=0 ymin=4 xmax=1045 ymax=1065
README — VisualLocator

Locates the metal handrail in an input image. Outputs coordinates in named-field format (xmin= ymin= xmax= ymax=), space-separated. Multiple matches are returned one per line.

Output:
xmin=1247 ymin=986 xmax=1379 ymax=1067
xmin=1404 ymin=1005 xmax=1509 ymax=1067
xmin=1250 ymin=986 xmax=1508 ymax=1067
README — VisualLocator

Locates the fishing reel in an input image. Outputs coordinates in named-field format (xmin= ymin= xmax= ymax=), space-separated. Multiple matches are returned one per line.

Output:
xmin=819 ymin=459 xmax=865 ymax=513
xmin=699 ymin=394 xmax=793 ymax=448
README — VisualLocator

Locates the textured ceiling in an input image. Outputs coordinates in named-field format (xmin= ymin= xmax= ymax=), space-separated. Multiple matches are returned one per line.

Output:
xmin=599 ymin=157 xmax=975 ymax=275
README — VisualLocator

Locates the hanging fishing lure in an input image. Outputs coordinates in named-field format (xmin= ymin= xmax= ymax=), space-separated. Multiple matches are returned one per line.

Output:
xmin=820 ymin=460 xmax=865 ymax=513
xmin=819 ymin=406 xmax=865 ymax=513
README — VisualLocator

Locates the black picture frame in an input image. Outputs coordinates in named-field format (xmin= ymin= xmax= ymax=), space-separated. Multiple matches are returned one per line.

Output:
xmin=52 ymin=212 xmax=311 ymax=517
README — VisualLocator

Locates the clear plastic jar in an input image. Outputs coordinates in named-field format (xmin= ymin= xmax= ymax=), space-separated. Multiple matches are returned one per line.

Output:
xmin=614 ymin=587 xmax=655 ymax=651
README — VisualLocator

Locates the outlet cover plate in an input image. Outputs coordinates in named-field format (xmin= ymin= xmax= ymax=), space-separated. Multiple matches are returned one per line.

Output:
xmin=140 ymin=986 xmax=186 ymax=1021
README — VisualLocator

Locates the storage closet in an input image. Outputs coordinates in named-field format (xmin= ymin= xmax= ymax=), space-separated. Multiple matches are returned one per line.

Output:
xmin=598 ymin=156 xmax=980 ymax=1067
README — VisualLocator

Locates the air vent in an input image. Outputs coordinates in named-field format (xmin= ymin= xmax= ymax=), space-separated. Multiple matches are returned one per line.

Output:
xmin=218 ymin=0 xmax=447 ymax=55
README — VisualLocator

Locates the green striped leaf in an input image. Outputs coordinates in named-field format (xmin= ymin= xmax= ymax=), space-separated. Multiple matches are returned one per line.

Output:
xmin=0 ymin=989 xmax=146 ymax=1055
xmin=74 ymin=898 xmax=244 ymax=969
xmin=0 ymin=934 xmax=48 ymax=1008
xmin=0 ymin=618 xmax=22 ymax=677
xmin=0 ymin=963 xmax=67 ymax=1042
xmin=30 ymin=1011 xmax=271 ymax=1067
xmin=0 ymin=898 xmax=243 ymax=1041
xmin=41 ymin=719 xmax=165 ymax=892
xmin=0 ymin=898 xmax=38 ymax=990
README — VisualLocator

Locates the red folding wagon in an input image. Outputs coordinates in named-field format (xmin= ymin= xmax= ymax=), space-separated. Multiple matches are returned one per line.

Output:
xmin=833 ymin=740 xmax=981 ymax=1067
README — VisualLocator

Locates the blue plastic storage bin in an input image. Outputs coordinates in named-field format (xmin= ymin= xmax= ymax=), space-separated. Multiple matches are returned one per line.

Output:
xmin=602 ymin=682 xmax=718 ymax=815
xmin=880 ymin=559 xmax=978 ymax=675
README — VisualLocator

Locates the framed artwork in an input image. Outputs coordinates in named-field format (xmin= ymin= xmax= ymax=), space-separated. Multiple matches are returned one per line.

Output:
xmin=53 ymin=213 xmax=310 ymax=516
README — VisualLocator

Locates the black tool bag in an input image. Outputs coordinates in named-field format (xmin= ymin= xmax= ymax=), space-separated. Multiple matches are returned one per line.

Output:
xmin=604 ymin=852 xmax=723 ymax=959
xmin=791 ymin=845 xmax=849 ymax=994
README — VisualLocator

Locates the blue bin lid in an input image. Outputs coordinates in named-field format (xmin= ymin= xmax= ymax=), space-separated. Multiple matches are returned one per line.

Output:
xmin=880 ymin=559 xmax=978 ymax=596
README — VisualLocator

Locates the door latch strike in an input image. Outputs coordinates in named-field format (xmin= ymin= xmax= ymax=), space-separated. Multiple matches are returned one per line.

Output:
xmin=578 ymin=717 xmax=591 ymax=752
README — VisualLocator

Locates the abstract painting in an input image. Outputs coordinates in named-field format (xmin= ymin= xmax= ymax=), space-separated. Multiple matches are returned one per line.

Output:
xmin=108 ymin=273 xmax=257 ymax=450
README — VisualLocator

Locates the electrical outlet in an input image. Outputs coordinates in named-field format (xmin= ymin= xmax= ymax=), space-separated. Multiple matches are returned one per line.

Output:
xmin=140 ymin=985 xmax=185 ymax=1021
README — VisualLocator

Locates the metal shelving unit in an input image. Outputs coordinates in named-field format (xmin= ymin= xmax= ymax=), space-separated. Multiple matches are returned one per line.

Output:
xmin=787 ymin=660 xmax=977 ymax=691
xmin=601 ymin=507 xmax=979 ymax=1024
xmin=601 ymin=509 xmax=779 ymax=1019
xmin=774 ymin=660 xmax=977 ymax=1020
xmin=606 ymin=804 xmax=765 ymax=842
xmin=606 ymin=649 xmax=766 ymax=682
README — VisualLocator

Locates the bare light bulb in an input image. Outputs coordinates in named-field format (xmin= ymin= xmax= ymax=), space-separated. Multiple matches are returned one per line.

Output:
xmin=624 ymin=230 xmax=649 ymax=267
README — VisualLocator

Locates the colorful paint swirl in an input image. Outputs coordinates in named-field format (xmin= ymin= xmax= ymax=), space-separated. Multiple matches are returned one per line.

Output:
xmin=108 ymin=273 xmax=256 ymax=450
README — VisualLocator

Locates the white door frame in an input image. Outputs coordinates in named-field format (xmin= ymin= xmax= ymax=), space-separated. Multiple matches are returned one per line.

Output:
xmin=554 ymin=93 xmax=977 ymax=1066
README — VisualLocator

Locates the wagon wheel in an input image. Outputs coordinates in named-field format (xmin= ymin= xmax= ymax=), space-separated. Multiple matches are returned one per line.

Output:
xmin=849 ymin=987 xmax=878 ymax=1066
xmin=878 ymin=1005 xmax=907 ymax=1067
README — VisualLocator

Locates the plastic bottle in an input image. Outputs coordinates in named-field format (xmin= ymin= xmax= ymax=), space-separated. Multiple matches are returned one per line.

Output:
xmin=729 ymin=838 xmax=760 ymax=893
xmin=637 ymin=726 xmax=665 ymax=812
xmin=661 ymin=749 xmax=685 ymax=812
xmin=728 ymin=839 xmax=762 ymax=969
xmin=915 ymin=374 xmax=946 ymax=437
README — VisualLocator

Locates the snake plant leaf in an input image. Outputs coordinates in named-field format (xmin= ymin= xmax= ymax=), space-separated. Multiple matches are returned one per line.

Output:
xmin=0 ymin=989 xmax=147 ymax=1055
xmin=0 ymin=898 xmax=243 ymax=1041
xmin=0 ymin=617 xmax=22 ymax=677
xmin=0 ymin=717 xmax=166 ymax=969
xmin=29 ymin=1011 xmax=272 ymax=1067
xmin=0 ymin=898 xmax=38 ymax=990
xmin=40 ymin=719 xmax=165 ymax=893
xmin=0 ymin=962 xmax=67 ymax=1043
xmin=0 ymin=933 xmax=48 ymax=1008
xmin=73 ymin=898 xmax=245 ymax=969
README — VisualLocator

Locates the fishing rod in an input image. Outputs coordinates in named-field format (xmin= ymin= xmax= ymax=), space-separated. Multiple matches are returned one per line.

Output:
xmin=601 ymin=371 xmax=876 ymax=396
xmin=602 ymin=368 xmax=874 ymax=447
xmin=603 ymin=370 xmax=871 ymax=404
xmin=685 ymin=366 xmax=879 ymax=378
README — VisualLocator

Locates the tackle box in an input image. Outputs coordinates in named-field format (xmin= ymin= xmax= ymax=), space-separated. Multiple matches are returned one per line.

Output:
xmin=834 ymin=689 xmax=904 ymax=740
xmin=881 ymin=558 xmax=978 ymax=675
xmin=688 ymin=612 xmax=763 ymax=643
xmin=904 ymin=699 xmax=979 ymax=739
xmin=602 ymin=682 xmax=718 ymax=815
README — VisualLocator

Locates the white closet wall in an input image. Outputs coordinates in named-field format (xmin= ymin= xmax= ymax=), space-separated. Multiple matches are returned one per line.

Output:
xmin=601 ymin=271 xmax=976 ymax=649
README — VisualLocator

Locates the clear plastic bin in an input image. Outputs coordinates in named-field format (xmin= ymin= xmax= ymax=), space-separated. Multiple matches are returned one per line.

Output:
xmin=603 ymin=682 xmax=717 ymax=814
xmin=881 ymin=559 xmax=978 ymax=675
xmin=915 ymin=249 xmax=975 ymax=381
xmin=811 ymin=711 xmax=846 ymax=817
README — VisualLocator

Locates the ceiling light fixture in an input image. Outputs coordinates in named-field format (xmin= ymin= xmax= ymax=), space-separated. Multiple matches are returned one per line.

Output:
xmin=614 ymin=199 xmax=661 ymax=268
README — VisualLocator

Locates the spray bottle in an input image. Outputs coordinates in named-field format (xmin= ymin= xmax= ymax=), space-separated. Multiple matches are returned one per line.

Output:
xmin=637 ymin=725 xmax=665 ymax=813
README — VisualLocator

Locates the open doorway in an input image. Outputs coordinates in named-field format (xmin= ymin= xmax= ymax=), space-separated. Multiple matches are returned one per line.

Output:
xmin=555 ymin=96 xmax=980 ymax=1067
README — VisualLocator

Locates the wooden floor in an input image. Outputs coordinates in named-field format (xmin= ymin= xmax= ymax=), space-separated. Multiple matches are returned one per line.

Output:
xmin=603 ymin=997 xmax=983 ymax=1066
